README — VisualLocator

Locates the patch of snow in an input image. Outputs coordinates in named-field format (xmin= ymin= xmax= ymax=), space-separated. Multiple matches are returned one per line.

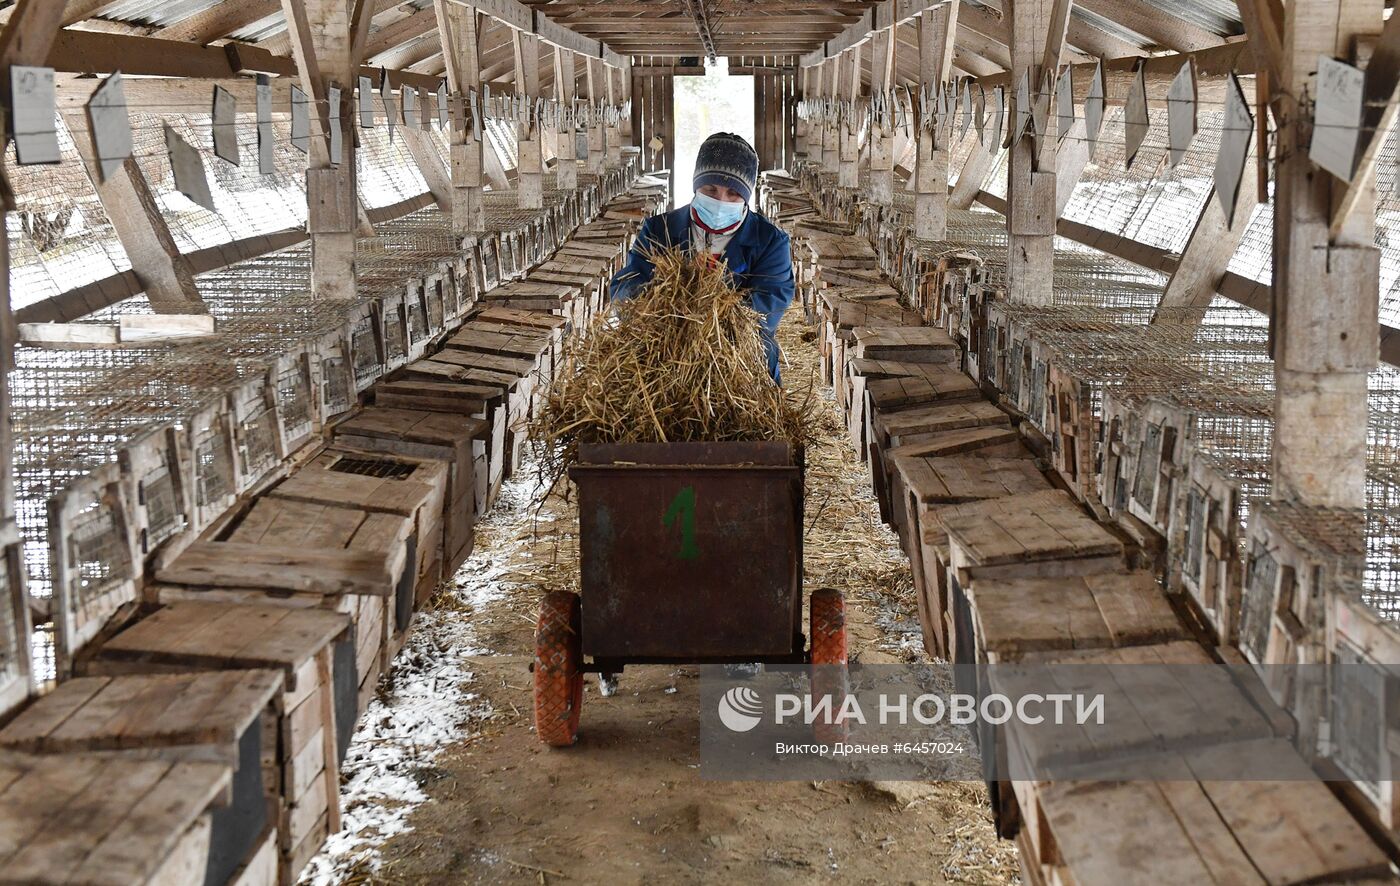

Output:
xmin=299 ymin=465 xmax=546 ymax=885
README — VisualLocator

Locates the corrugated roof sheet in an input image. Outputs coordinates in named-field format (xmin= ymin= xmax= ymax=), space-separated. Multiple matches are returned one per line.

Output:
xmin=92 ymin=0 xmax=226 ymax=28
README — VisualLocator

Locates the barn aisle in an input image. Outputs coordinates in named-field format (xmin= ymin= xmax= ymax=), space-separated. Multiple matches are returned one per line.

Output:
xmin=313 ymin=310 xmax=1017 ymax=885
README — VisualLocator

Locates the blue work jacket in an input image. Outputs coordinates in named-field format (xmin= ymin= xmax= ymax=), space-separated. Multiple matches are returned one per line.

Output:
xmin=608 ymin=205 xmax=795 ymax=383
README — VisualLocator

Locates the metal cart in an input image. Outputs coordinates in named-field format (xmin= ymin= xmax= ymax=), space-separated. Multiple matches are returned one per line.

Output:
xmin=532 ymin=441 xmax=848 ymax=746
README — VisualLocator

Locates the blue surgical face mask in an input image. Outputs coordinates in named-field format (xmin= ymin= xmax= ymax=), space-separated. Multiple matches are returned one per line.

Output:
xmin=692 ymin=190 xmax=747 ymax=229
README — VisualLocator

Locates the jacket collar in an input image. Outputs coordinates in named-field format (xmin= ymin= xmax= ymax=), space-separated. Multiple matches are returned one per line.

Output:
xmin=666 ymin=204 xmax=759 ymax=255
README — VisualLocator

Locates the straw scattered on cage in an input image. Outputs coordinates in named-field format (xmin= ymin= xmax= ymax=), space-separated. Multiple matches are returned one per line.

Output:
xmin=531 ymin=247 xmax=815 ymax=484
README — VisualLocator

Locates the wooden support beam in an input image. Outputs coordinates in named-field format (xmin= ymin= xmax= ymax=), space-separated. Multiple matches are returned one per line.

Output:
xmin=950 ymin=133 xmax=995 ymax=209
xmin=1236 ymin=0 xmax=1284 ymax=87
xmin=1272 ymin=0 xmax=1384 ymax=509
xmin=401 ymin=128 xmax=455 ymax=212
xmin=515 ymin=31 xmax=544 ymax=208
xmin=868 ymin=24 xmax=898 ymax=203
xmin=915 ymin=1 xmax=958 ymax=238
xmin=1154 ymin=155 xmax=1260 ymax=317
xmin=62 ymin=113 xmax=208 ymax=314
xmin=822 ymin=58 xmax=841 ymax=170
xmin=607 ymin=62 xmax=623 ymax=165
xmin=1054 ymin=116 xmax=1089 ymax=217
xmin=437 ymin=0 xmax=487 ymax=233
xmin=554 ymin=47 xmax=578 ymax=188
xmin=584 ymin=55 xmax=606 ymax=174
xmin=281 ymin=0 xmax=358 ymax=300
xmin=839 ymin=41 xmax=863 ymax=188
xmin=1 ymin=0 xmax=77 ymax=527
xmin=1005 ymin=0 xmax=1059 ymax=304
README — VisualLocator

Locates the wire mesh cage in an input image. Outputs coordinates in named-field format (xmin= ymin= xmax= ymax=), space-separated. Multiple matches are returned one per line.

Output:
xmin=46 ymin=461 xmax=137 ymax=678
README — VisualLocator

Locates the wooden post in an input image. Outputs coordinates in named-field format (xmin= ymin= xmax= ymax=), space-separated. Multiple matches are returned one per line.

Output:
xmin=554 ymin=47 xmax=578 ymax=189
xmin=585 ymin=56 xmax=606 ymax=174
xmin=1005 ymin=0 xmax=1062 ymax=305
xmin=436 ymin=0 xmax=485 ymax=234
xmin=795 ymin=65 xmax=810 ymax=157
xmin=0 ymin=0 xmax=68 ymax=529
xmin=618 ymin=58 xmax=634 ymax=152
xmin=281 ymin=0 xmax=357 ymax=300
xmin=822 ymin=58 xmax=840 ymax=170
xmin=915 ymin=2 xmax=959 ymax=240
xmin=868 ymin=26 xmax=897 ymax=204
xmin=607 ymin=63 xmax=622 ymax=165
xmin=839 ymin=44 xmax=862 ymax=188
xmin=514 ymin=30 xmax=543 ymax=209
xmin=62 ymin=114 xmax=207 ymax=312
xmin=1272 ymin=0 xmax=1383 ymax=507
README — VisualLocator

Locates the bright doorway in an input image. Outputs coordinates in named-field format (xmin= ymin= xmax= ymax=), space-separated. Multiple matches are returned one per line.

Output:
xmin=672 ymin=60 xmax=755 ymax=207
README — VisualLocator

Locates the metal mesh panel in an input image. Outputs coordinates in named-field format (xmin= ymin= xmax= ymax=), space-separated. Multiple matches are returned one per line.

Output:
xmin=194 ymin=419 xmax=233 ymax=510
xmin=127 ymin=111 xmax=308 ymax=252
xmin=7 ymin=121 xmax=131 ymax=309
xmin=237 ymin=405 xmax=278 ymax=480
xmin=66 ymin=495 xmax=132 ymax=610
xmin=358 ymin=125 xmax=431 ymax=209
xmin=330 ymin=456 xmax=417 ymax=480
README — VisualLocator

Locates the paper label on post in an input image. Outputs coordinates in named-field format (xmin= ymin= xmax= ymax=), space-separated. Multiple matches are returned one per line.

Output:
xmin=165 ymin=123 xmax=216 ymax=211
xmin=359 ymin=75 xmax=374 ymax=128
xmin=12 ymin=65 xmax=59 ymax=165
xmin=1167 ymin=60 xmax=1197 ymax=169
xmin=1311 ymin=54 xmax=1365 ymax=182
xmin=1124 ymin=62 xmax=1150 ymax=169
xmin=1085 ymin=60 xmax=1106 ymax=160
xmin=437 ymin=81 xmax=449 ymax=128
xmin=988 ymin=87 xmax=1005 ymax=152
xmin=291 ymin=83 xmax=310 ymax=154
xmin=328 ymin=84 xmax=343 ymax=165
xmin=1014 ymin=71 xmax=1031 ymax=147
xmin=256 ymin=75 xmax=274 ymax=174
xmin=1215 ymin=71 xmax=1255 ymax=229
xmin=1056 ymin=67 xmax=1074 ymax=144
xmin=382 ymin=76 xmax=397 ymax=141
xmin=212 ymin=85 xmax=239 ymax=166
xmin=959 ymin=80 xmax=972 ymax=141
xmin=973 ymin=84 xmax=986 ymax=145
xmin=401 ymin=85 xmax=415 ymax=128
xmin=85 ymin=71 xmax=132 ymax=183
xmin=419 ymin=87 xmax=432 ymax=130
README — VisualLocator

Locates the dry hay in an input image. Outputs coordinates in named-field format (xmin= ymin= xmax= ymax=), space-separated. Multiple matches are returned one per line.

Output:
xmin=531 ymin=247 xmax=815 ymax=484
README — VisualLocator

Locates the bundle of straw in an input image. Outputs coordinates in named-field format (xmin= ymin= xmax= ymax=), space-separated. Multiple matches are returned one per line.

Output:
xmin=532 ymin=247 xmax=814 ymax=480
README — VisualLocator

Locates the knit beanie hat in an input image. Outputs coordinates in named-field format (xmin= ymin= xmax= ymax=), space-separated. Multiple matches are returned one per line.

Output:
xmin=693 ymin=132 xmax=759 ymax=203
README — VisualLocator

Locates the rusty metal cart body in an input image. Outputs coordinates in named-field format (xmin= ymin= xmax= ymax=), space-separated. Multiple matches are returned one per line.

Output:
xmin=533 ymin=441 xmax=847 ymax=746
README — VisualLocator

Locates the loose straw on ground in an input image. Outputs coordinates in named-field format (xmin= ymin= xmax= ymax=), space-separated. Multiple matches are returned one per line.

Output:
xmin=531 ymin=247 xmax=815 ymax=487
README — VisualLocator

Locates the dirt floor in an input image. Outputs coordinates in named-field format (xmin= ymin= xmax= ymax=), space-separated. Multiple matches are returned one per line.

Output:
xmin=345 ymin=311 xmax=1020 ymax=885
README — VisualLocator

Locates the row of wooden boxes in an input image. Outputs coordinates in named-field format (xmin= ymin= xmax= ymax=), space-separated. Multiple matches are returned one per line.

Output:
xmin=798 ymin=215 xmax=1397 ymax=885
xmin=0 ymin=178 xmax=656 ymax=885
xmin=864 ymin=214 xmax=1400 ymax=841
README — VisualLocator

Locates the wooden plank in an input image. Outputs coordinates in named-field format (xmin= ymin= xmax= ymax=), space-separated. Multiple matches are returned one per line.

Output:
xmin=158 ymin=537 xmax=400 ymax=598
xmin=970 ymin=570 xmax=1187 ymax=660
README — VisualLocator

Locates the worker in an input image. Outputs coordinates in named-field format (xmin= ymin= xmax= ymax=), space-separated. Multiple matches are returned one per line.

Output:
xmin=609 ymin=132 xmax=796 ymax=384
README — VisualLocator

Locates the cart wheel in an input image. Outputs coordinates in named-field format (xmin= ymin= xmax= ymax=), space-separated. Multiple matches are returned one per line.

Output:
xmin=534 ymin=591 xmax=583 ymax=747
xmin=809 ymin=588 xmax=849 ymax=744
